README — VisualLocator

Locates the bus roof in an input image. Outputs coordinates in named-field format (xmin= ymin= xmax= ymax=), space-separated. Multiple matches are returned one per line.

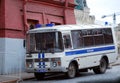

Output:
xmin=28 ymin=24 xmax=112 ymax=33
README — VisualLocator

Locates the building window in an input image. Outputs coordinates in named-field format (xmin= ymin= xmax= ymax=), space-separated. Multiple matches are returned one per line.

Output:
xmin=27 ymin=19 xmax=39 ymax=29
xmin=51 ymin=22 xmax=61 ymax=25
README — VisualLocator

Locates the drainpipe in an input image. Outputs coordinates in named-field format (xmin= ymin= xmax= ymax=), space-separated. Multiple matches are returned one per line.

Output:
xmin=64 ymin=0 xmax=68 ymax=24
xmin=23 ymin=0 xmax=28 ymax=34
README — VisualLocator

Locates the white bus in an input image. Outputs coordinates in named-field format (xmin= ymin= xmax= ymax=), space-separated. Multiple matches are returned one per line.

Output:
xmin=26 ymin=25 xmax=118 ymax=80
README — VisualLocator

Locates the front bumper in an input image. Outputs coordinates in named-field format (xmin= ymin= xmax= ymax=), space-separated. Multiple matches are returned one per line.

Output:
xmin=26 ymin=67 xmax=67 ymax=73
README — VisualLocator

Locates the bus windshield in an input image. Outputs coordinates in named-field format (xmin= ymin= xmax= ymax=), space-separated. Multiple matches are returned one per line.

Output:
xmin=27 ymin=32 xmax=64 ymax=53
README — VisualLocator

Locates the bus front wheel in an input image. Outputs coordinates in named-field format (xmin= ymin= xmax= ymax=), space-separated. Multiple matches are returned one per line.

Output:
xmin=93 ymin=58 xmax=107 ymax=74
xmin=66 ymin=63 xmax=77 ymax=78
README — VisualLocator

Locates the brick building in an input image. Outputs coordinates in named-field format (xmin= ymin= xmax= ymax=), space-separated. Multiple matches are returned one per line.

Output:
xmin=0 ymin=0 xmax=76 ymax=74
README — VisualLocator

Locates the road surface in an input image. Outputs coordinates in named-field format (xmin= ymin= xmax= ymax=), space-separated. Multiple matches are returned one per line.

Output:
xmin=22 ymin=65 xmax=120 ymax=83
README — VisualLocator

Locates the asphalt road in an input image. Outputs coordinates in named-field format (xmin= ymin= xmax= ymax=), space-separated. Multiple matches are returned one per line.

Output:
xmin=22 ymin=65 xmax=120 ymax=83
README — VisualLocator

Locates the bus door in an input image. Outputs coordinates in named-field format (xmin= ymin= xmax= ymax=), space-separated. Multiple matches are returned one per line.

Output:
xmin=63 ymin=34 xmax=72 ymax=49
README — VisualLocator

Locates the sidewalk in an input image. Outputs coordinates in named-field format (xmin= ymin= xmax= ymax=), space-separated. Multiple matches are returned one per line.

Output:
xmin=0 ymin=73 xmax=34 ymax=83
xmin=0 ymin=56 xmax=120 ymax=83
xmin=111 ymin=55 xmax=120 ymax=66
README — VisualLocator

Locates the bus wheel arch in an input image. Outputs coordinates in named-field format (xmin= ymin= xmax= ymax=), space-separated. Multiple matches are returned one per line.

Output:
xmin=66 ymin=60 xmax=79 ymax=78
xmin=93 ymin=55 xmax=108 ymax=74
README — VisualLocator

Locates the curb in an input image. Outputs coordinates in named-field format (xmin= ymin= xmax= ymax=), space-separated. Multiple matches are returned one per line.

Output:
xmin=1 ymin=79 xmax=18 ymax=83
xmin=0 ymin=75 xmax=34 ymax=83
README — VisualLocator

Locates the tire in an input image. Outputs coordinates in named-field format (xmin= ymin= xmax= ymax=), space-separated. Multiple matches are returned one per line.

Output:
xmin=93 ymin=58 xmax=107 ymax=74
xmin=66 ymin=63 xmax=77 ymax=78
xmin=34 ymin=72 xmax=45 ymax=80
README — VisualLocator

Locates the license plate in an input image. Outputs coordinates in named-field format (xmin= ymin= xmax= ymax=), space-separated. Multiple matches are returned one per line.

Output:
xmin=37 ymin=69 xmax=46 ymax=72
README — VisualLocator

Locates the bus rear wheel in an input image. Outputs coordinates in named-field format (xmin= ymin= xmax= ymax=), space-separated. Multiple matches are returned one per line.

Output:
xmin=66 ymin=63 xmax=77 ymax=78
xmin=34 ymin=72 xmax=45 ymax=80
xmin=93 ymin=58 xmax=107 ymax=74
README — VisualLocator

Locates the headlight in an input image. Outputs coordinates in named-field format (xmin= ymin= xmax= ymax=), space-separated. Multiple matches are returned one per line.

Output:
xmin=52 ymin=62 xmax=57 ymax=67
xmin=26 ymin=54 xmax=32 ymax=57
xmin=51 ymin=58 xmax=61 ymax=67
xmin=26 ymin=62 xmax=33 ymax=68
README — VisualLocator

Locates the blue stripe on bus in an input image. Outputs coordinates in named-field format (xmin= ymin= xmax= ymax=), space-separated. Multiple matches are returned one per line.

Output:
xmin=65 ymin=46 xmax=115 ymax=56
xmin=42 ymin=53 xmax=45 ymax=68
xmin=38 ymin=53 xmax=41 ymax=68
xmin=38 ymin=53 xmax=45 ymax=68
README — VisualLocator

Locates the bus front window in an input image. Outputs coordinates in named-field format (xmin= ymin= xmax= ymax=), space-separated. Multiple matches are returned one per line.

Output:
xmin=27 ymin=32 xmax=63 ymax=53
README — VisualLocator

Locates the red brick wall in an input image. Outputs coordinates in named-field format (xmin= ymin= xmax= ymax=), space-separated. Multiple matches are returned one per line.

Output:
xmin=0 ymin=0 xmax=5 ymax=29
xmin=5 ymin=0 xmax=23 ymax=30
xmin=0 ymin=0 xmax=76 ymax=38
xmin=0 ymin=0 xmax=5 ymax=37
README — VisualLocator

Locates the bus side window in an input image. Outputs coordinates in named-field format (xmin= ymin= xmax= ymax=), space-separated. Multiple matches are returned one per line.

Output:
xmin=63 ymin=35 xmax=72 ymax=49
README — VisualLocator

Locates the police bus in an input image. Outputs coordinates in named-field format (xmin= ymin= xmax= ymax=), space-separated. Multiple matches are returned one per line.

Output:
xmin=26 ymin=25 xmax=118 ymax=80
